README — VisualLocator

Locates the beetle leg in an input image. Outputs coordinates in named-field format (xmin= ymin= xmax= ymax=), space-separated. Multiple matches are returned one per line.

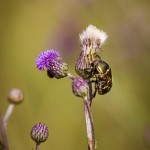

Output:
xmin=93 ymin=82 xmax=97 ymax=98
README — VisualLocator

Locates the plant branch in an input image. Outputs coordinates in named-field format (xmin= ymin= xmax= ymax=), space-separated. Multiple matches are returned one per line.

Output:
xmin=84 ymin=97 xmax=95 ymax=150
xmin=0 ymin=139 xmax=4 ymax=150
xmin=88 ymin=81 xmax=93 ymax=106
xmin=3 ymin=104 xmax=14 ymax=127
xmin=67 ymin=73 xmax=75 ymax=80
xmin=0 ymin=112 xmax=9 ymax=150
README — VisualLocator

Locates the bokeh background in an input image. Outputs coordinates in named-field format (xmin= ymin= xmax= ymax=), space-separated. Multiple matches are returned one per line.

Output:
xmin=0 ymin=0 xmax=150 ymax=150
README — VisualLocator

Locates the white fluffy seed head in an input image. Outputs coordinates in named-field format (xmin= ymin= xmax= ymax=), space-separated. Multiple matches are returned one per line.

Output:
xmin=80 ymin=25 xmax=108 ymax=45
xmin=79 ymin=25 xmax=108 ymax=54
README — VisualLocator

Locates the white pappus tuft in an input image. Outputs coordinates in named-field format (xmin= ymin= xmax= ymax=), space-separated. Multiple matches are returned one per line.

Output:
xmin=80 ymin=25 xmax=108 ymax=45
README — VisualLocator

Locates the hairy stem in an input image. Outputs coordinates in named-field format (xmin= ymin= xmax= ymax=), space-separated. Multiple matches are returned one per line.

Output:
xmin=84 ymin=97 xmax=95 ymax=150
xmin=0 ymin=112 xmax=9 ymax=150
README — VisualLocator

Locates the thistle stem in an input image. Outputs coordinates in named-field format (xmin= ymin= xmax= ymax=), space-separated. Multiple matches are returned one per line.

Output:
xmin=89 ymin=82 xmax=93 ymax=106
xmin=3 ymin=104 xmax=15 ymax=127
xmin=36 ymin=143 xmax=40 ymax=150
xmin=0 ymin=112 xmax=9 ymax=150
xmin=67 ymin=73 xmax=75 ymax=80
xmin=84 ymin=97 xmax=95 ymax=150
xmin=0 ymin=139 xmax=4 ymax=149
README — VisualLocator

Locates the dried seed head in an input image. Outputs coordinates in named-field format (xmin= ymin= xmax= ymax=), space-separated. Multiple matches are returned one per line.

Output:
xmin=35 ymin=50 xmax=68 ymax=79
xmin=7 ymin=88 xmax=24 ymax=104
xmin=30 ymin=123 xmax=49 ymax=144
xmin=72 ymin=77 xmax=89 ymax=98
xmin=80 ymin=25 xmax=108 ymax=55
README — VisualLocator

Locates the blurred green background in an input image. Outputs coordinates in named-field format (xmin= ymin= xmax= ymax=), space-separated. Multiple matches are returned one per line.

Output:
xmin=0 ymin=0 xmax=150 ymax=150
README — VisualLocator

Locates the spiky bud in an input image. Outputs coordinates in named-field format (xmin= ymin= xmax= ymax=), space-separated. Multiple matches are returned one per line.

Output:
xmin=35 ymin=50 xmax=68 ymax=79
xmin=72 ymin=77 xmax=89 ymax=98
xmin=30 ymin=123 xmax=49 ymax=144
xmin=7 ymin=88 xmax=24 ymax=104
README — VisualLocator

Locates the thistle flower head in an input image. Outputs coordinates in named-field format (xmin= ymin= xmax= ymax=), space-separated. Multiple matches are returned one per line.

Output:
xmin=35 ymin=50 xmax=68 ymax=79
xmin=72 ymin=77 xmax=89 ymax=98
xmin=80 ymin=25 xmax=108 ymax=55
xmin=30 ymin=123 xmax=49 ymax=144
xmin=36 ymin=50 xmax=60 ymax=70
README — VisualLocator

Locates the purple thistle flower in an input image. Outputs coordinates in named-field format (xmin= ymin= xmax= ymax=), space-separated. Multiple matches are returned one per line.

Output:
xmin=35 ymin=49 xmax=68 ymax=79
xmin=35 ymin=50 xmax=60 ymax=70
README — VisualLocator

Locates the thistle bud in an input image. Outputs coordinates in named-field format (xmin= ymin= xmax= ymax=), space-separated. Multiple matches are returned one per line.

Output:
xmin=72 ymin=77 xmax=89 ymax=98
xmin=30 ymin=123 xmax=49 ymax=144
xmin=7 ymin=88 xmax=24 ymax=104
xmin=35 ymin=49 xmax=68 ymax=79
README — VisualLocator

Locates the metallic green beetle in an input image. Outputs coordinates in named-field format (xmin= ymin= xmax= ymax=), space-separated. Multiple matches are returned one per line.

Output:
xmin=95 ymin=59 xmax=112 ymax=95
xmin=75 ymin=52 xmax=112 ymax=96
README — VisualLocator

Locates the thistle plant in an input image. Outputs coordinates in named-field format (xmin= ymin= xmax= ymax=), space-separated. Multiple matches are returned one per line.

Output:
xmin=35 ymin=24 xmax=112 ymax=150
